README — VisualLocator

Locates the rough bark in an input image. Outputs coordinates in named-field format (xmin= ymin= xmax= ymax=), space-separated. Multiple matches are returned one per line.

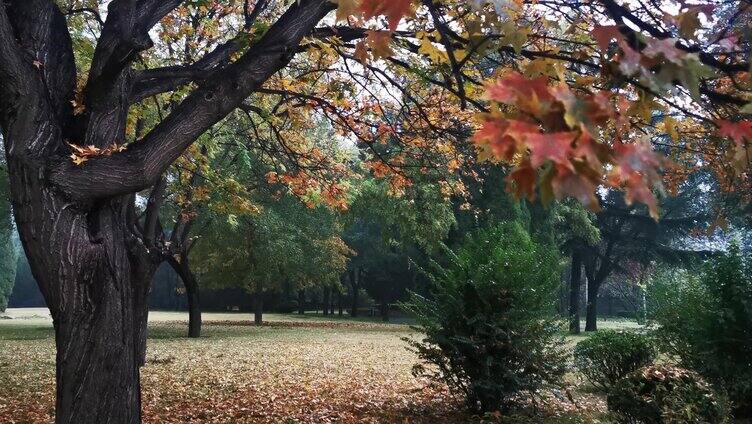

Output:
xmin=569 ymin=250 xmax=582 ymax=334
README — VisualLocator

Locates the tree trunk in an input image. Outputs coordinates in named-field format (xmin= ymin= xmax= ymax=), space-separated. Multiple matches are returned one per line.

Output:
xmin=297 ymin=289 xmax=305 ymax=315
xmin=170 ymin=258 xmax=201 ymax=338
xmin=322 ymin=286 xmax=331 ymax=316
xmin=349 ymin=269 xmax=359 ymax=318
xmin=380 ymin=301 xmax=389 ymax=322
xmin=585 ymin=278 xmax=600 ymax=332
xmin=253 ymin=294 xmax=263 ymax=325
xmin=338 ymin=290 xmax=344 ymax=316
xmin=569 ymin=250 xmax=582 ymax=334
xmin=9 ymin=164 xmax=155 ymax=423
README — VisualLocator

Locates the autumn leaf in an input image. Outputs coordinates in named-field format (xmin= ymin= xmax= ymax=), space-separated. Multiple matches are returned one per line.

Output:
xmin=334 ymin=0 xmax=360 ymax=22
xmin=507 ymin=160 xmax=537 ymax=200
xmin=359 ymin=0 xmax=414 ymax=31
xmin=717 ymin=119 xmax=752 ymax=146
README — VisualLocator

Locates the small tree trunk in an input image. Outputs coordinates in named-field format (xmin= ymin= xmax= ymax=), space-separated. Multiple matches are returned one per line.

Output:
xmin=350 ymin=269 xmax=359 ymax=318
xmin=380 ymin=301 xmax=389 ymax=322
xmin=253 ymin=283 xmax=263 ymax=325
xmin=338 ymin=291 xmax=344 ymax=316
xmin=585 ymin=278 xmax=600 ymax=332
xmin=297 ymin=289 xmax=305 ymax=315
xmin=322 ymin=286 xmax=331 ymax=316
xmin=569 ymin=250 xmax=582 ymax=334
xmin=170 ymin=258 xmax=202 ymax=338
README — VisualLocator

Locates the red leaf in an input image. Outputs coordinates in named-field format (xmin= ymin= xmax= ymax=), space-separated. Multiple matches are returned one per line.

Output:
xmin=717 ymin=119 xmax=752 ymax=146
xmin=591 ymin=25 xmax=621 ymax=50
xmin=507 ymin=161 xmax=537 ymax=200
xmin=485 ymin=73 xmax=552 ymax=105
xmin=526 ymin=132 xmax=576 ymax=169
xmin=360 ymin=0 xmax=413 ymax=31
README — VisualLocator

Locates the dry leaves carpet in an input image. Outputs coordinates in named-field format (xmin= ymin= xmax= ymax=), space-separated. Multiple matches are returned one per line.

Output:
xmin=0 ymin=312 xmax=609 ymax=423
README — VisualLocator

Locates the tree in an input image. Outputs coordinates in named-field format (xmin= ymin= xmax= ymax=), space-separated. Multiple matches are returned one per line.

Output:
xmin=194 ymin=193 xmax=350 ymax=325
xmin=0 ymin=0 xmax=747 ymax=421
xmin=403 ymin=222 xmax=566 ymax=413
xmin=549 ymin=200 xmax=601 ymax=334
xmin=581 ymin=187 xmax=709 ymax=331
xmin=344 ymin=178 xmax=454 ymax=321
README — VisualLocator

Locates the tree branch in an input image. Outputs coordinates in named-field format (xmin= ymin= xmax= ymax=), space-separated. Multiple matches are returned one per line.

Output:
xmin=52 ymin=0 xmax=336 ymax=201
xmin=79 ymin=0 xmax=182 ymax=146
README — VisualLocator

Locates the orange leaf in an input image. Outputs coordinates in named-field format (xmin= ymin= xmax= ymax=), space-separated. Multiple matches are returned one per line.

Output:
xmin=359 ymin=0 xmax=413 ymax=31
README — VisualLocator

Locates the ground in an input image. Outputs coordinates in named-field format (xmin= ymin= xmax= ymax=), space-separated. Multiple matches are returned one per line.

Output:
xmin=0 ymin=308 xmax=635 ymax=423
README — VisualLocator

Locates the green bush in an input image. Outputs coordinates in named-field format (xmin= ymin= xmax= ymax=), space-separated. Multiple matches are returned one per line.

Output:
xmin=607 ymin=365 xmax=726 ymax=424
xmin=648 ymin=246 xmax=752 ymax=416
xmin=574 ymin=330 xmax=656 ymax=390
xmin=401 ymin=222 xmax=567 ymax=413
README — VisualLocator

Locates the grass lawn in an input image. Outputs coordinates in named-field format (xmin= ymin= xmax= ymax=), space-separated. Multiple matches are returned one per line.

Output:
xmin=0 ymin=308 xmax=636 ymax=423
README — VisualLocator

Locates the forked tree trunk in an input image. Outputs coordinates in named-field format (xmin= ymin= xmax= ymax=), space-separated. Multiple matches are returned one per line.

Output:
xmin=569 ymin=250 xmax=582 ymax=334
xmin=9 ymin=160 xmax=155 ymax=424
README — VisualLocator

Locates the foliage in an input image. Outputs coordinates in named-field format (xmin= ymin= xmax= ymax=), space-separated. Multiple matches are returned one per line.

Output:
xmin=574 ymin=331 xmax=656 ymax=391
xmin=647 ymin=247 xmax=752 ymax=416
xmin=194 ymin=195 xmax=350 ymax=296
xmin=607 ymin=365 xmax=726 ymax=424
xmin=402 ymin=223 xmax=566 ymax=413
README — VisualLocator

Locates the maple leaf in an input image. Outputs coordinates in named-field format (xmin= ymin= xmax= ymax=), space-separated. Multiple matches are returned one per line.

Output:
xmin=526 ymin=132 xmax=576 ymax=169
xmin=623 ymin=173 xmax=659 ymax=219
xmin=485 ymin=73 xmax=552 ymax=106
xmin=353 ymin=40 xmax=369 ymax=64
xmin=591 ymin=25 xmax=620 ymax=51
xmin=717 ymin=119 xmax=752 ymax=146
xmin=550 ymin=164 xmax=601 ymax=210
xmin=506 ymin=160 xmax=537 ymax=200
xmin=359 ymin=0 xmax=413 ymax=31
xmin=70 ymin=154 xmax=88 ymax=166
xmin=417 ymin=32 xmax=448 ymax=64
xmin=334 ymin=0 xmax=360 ymax=22
xmin=366 ymin=30 xmax=393 ymax=59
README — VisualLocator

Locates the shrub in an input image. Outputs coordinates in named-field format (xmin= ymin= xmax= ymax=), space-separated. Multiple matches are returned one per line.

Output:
xmin=648 ymin=246 xmax=752 ymax=416
xmin=574 ymin=330 xmax=656 ymax=390
xmin=401 ymin=222 xmax=567 ymax=413
xmin=607 ymin=365 xmax=726 ymax=424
